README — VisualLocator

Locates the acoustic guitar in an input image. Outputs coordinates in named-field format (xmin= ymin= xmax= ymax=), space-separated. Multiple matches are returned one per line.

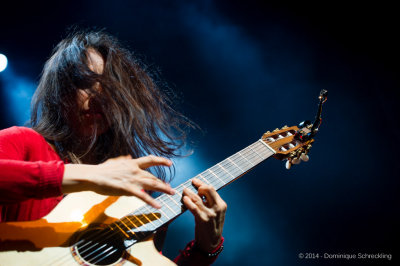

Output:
xmin=0 ymin=90 xmax=328 ymax=265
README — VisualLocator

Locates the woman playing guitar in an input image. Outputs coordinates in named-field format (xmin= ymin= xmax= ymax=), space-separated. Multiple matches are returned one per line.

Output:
xmin=0 ymin=30 xmax=226 ymax=265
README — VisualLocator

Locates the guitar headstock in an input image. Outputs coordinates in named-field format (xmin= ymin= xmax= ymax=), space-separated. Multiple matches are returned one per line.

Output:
xmin=263 ymin=89 xmax=328 ymax=169
xmin=262 ymin=125 xmax=314 ymax=169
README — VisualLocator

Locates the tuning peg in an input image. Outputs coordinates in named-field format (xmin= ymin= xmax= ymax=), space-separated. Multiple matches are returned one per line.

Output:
xmin=292 ymin=157 xmax=301 ymax=164
xmin=300 ymin=153 xmax=309 ymax=162
xmin=282 ymin=125 xmax=288 ymax=129
xmin=285 ymin=160 xmax=292 ymax=170
xmin=273 ymin=128 xmax=279 ymax=132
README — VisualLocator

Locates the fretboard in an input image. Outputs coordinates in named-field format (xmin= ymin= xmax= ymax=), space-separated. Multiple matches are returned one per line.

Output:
xmin=112 ymin=139 xmax=275 ymax=240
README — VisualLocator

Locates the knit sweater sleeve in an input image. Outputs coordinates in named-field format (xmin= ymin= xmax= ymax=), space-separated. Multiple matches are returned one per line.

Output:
xmin=0 ymin=127 xmax=64 ymax=204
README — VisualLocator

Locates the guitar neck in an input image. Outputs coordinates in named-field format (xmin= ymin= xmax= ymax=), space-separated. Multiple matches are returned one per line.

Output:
xmin=113 ymin=139 xmax=275 ymax=238
xmin=186 ymin=139 xmax=275 ymax=191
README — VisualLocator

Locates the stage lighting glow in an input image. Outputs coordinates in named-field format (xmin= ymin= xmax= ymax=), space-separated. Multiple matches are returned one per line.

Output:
xmin=0 ymin=54 xmax=8 ymax=72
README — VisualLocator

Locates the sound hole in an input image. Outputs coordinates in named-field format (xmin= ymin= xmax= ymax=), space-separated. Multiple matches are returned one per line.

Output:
xmin=74 ymin=227 xmax=126 ymax=265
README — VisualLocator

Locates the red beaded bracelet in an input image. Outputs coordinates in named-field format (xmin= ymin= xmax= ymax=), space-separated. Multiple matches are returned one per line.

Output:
xmin=193 ymin=237 xmax=225 ymax=258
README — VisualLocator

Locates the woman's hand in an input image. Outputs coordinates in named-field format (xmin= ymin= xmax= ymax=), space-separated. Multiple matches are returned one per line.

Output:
xmin=62 ymin=155 xmax=175 ymax=208
xmin=182 ymin=178 xmax=227 ymax=253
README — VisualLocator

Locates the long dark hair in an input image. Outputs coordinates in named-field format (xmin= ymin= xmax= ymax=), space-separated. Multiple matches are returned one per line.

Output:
xmin=31 ymin=30 xmax=194 ymax=181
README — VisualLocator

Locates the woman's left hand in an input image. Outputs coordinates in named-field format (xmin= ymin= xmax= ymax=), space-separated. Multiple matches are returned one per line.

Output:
xmin=182 ymin=178 xmax=227 ymax=252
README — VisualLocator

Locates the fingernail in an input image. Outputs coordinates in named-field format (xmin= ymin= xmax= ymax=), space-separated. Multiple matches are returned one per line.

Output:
xmin=170 ymin=189 xmax=176 ymax=195
xmin=154 ymin=201 xmax=162 ymax=209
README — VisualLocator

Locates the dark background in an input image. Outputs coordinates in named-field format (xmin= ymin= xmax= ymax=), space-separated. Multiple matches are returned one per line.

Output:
xmin=0 ymin=1 xmax=398 ymax=265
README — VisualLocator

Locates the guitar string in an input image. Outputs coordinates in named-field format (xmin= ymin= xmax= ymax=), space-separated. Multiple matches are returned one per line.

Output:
xmin=51 ymin=141 xmax=272 ymax=266
xmin=48 ymin=141 xmax=273 ymax=266
xmin=49 ymin=141 xmax=272 ymax=266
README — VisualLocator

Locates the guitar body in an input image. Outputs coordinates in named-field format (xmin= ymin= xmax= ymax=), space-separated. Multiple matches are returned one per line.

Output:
xmin=0 ymin=192 xmax=176 ymax=266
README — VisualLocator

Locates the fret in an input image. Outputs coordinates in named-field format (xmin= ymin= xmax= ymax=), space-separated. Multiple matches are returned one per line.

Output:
xmin=136 ymin=206 xmax=170 ymax=226
xmin=247 ymin=142 xmax=265 ymax=159
xmin=168 ymin=191 xmax=182 ymax=204
xmin=199 ymin=169 xmax=218 ymax=188
xmin=110 ymin=223 xmax=131 ymax=239
xmin=111 ymin=218 xmax=142 ymax=240
xmin=151 ymin=211 xmax=164 ymax=227
xmin=160 ymin=188 xmax=186 ymax=215
xmin=201 ymin=172 xmax=221 ymax=189
xmin=124 ymin=215 xmax=150 ymax=237
xmin=159 ymin=197 xmax=178 ymax=216
xmin=250 ymin=144 xmax=264 ymax=160
xmin=183 ymin=180 xmax=197 ymax=190
xmin=220 ymin=159 xmax=243 ymax=177
xmin=141 ymin=207 xmax=164 ymax=228
xmin=164 ymin=194 xmax=183 ymax=214
xmin=218 ymin=162 xmax=235 ymax=179
xmin=159 ymin=206 xmax=174 ymax=220
xmin=208 ymin=167 xmax=226 ymax=186
xmin=254 ymin=141 xmax=274 ymax=159
xmin=139 ymin=208 xmax=161 ymax=230
xmin=209 ymin=164 xmax=229 ymax=189
xmin=212 ymin=163 xmax=230 ymax=178
xmin=233 ymin=151 xmax=254 ymax=170
xmin=140 ymin=213 xmax=154 ymax=226
xmin=197 ymin=173 xmax=211 ymax=185
xmin=227 ymin=157 xmax=244 ymax=172
xmin=258 ymin=138 xmax=276 ymax=154
xmin=140 ymin=203 xmax=172 ymax=225
xmin=120 ymin=217 xmax=138 ymax=232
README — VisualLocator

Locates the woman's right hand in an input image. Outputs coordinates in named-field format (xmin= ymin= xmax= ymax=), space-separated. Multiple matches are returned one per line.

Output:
xmin=62 ymin=155 xmax=175 ymax=208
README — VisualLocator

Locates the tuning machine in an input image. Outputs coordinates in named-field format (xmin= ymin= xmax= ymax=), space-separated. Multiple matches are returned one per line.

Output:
xmin=285 ymin=148 xmax=310 ymax=170
xmin=300 ymin=153 xmax=309 ymax=162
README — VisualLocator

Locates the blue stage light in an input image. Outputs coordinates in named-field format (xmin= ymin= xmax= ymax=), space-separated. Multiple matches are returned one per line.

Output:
xmin=0 ymin=54 xmax=8 ymax=72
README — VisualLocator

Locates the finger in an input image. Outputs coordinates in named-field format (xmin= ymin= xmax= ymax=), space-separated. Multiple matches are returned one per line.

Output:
xmin=192 ymin=178 xmax=219 ymax=206
xmin=136 ymin=170 xmax=175 ymax=194
xmin=196 ymin=181 xmax=227 ymax=211
xmin=183 ymin=188 xmax=208 ymax=211
xmin=137 ymin=169 xmax=163 ymax=181
xmin=192 ymin=178 xmax=207 ymax=188
xmin=182 ymin=195 xmax=199 ymax=214
xmin=197 ymin=185 xmax=216 ymax=207
xmin=139 ymin=177 xmax=175 ymax=195
xmin=135 ymin=155 xmax=172 ymax=169
xmin=132 ymin=188 xmax=162 ymax=209
xmin=183 ymin=195 xmax=208 ymax=220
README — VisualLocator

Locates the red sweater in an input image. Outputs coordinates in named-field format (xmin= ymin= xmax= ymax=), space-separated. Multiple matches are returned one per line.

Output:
xmin=0 ymin=126 xmax=222 ymax=265
xmin=0 ymin=127 xmax=64 ymax=222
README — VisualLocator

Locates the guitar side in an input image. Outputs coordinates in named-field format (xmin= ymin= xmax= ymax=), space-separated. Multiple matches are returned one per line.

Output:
xmin=0 ymin=192 xmax=176 ymax=266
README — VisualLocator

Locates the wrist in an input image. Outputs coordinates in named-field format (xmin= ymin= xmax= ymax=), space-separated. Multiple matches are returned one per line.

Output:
xmin=193 ymin=236 xmax=224 ymax=257
xmin=62 ymin=164 xmax=94 ymax=193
